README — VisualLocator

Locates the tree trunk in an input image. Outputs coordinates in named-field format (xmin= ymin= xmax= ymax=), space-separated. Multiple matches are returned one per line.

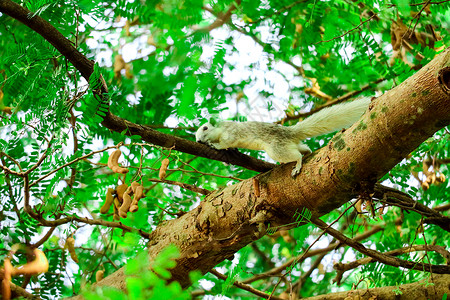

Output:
xmin=1 ymin=0 xmax=450 ymax=296
xmin=89 ymin=48 xmax=450 ymax=292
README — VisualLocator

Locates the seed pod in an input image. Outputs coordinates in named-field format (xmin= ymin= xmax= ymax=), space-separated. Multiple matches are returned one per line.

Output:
xmin=12 ymin=249 xmax=49 ymax=275
xmin=116 ymin=183 xmax=128 ymax=202
xmin=119 ymin=186 xmax=133 ymax=218
xmin=130 ymin=185 xmax=144 ymax=212
xmin=130 ymin=181 xmax=140 ymax=193
xmin=107 ymin=149 xmax=129 ymax=174
xmin=100 ymin=188 xmax=115 ymax=214
xmin=428 ymin=173 xmax=436 ymax=184
xmin=96 ymin=270 xmax=104 ymax=282
xmin=113 ymin=197 xmax=121 ymax=221
xmin=159 ymin=158 xmax=170 ymax=180
xmin=65 ymin=237 xmax=79 ymax=263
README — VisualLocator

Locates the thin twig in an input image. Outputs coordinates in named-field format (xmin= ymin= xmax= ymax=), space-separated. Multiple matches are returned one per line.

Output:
xmin=148 ymin=178 xmax=211 ymax=195
xmin=209 ymin=269 xmax=285 ymax=300
xmin=30 ymin=145 xmax=119 ymax=187
xmin=315 ymin=14 xmax=377 ymax=44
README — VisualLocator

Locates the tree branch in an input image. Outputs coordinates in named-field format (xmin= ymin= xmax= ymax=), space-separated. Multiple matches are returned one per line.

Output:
xmin=334 ymin=244 xmax=450 ymax=285
xmin=70 ymin=46 xmax=450 ymax=294
xmin=304 ymin=274 xmax=450 ymax=300
xmin=0 ymin=0 xmax=275 ymax=174
xmin=312 ymin=218 xmax=450 ymax=275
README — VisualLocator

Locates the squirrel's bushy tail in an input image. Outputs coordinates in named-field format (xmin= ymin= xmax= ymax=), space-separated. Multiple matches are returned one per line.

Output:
xmin=293 ymin=97 xmax=370 ymax=139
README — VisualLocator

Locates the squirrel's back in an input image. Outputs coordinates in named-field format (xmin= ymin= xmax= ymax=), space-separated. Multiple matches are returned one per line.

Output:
xmin=219 ymin=121 xmax=296 ymax=150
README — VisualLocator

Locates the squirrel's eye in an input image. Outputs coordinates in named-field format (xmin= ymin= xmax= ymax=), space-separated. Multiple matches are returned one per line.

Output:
xmin=203 ymin=126 xmax=208 ymax=131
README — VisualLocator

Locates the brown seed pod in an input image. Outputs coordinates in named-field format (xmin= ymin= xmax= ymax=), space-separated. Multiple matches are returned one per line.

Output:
xmin=12 ymin=249 xmax=49 ymax=276
xmin=355 ymin=199 xmax=363 ymax=214
xmin=119 ymin=186 xmax=133 ymax=218
xmin=100 ymin=188 xmax=115 ymax=214
xmin=159 ymin=158 xmax=170 ymax=180
xmin=130 ymin=181 xmax=140 ymax=193
xmin=65 ymin=237 xmax=79 ymax=263
xmin=134 ymin=185 xmax=144 ymax=200
xmin=107 ymin=149 xmax=129 ymax=174
xmin=116 ymin=183 xmax=128 ymax=202
xmin=96 ymin=270 xmax=105 ymax=282
xmin=113 ymin=197 xmax=121 ymax=221
xmin=428 ymin=173 xmax=437 ymax=184
xmin=130 ymin=185 xmax=144 ymax=212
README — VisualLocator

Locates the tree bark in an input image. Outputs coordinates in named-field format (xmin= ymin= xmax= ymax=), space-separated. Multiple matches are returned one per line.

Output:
xmin=90 ymin=48 xmax=450 ymax=293
xmin=1 ymin=0 xmax=450 ymax=296
xmin=303 ymin=274 xmax=450 ymax=300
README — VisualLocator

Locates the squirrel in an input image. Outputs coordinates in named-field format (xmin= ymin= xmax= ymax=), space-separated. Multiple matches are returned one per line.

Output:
xmin=196 ymin=97 xmax=371 ymax=176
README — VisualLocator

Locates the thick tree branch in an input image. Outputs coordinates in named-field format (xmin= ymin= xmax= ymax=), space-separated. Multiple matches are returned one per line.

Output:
xmin=304 ymin=274 xmax=450 ymax=300
xmin=57 ymin=45 xmax=450 ymax=295
xmin=0 ymin=0 xmax=274 ymax=173
xmin=3 ymin=0 xmax=450 ymax=296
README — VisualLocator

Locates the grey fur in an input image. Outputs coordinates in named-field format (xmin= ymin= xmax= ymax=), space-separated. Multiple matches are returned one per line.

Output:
xmin=196 ymin=97 xmax=370 ymax=176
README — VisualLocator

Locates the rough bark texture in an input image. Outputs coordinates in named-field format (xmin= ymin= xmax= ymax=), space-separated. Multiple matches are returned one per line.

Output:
xmin=1 ymin=0 xmax=450 ymax=297
xmin=92 ymin=48 xmax=450 ymax=292
xmin=304 ymin=274 xmax=450 ymax=300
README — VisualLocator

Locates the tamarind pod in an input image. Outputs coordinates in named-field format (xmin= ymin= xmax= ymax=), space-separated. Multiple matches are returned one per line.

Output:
xmin=12 ymin=249 xmax=49 ymax=275
xmin=159 ymin=158 xmax=170 ymax=180
xmin=129 ymin=203 xmax=139 ymax=212
xmin=100 ymin=188 xmax=115 ymax=214
xmin=355 ymin=199 xmax=363 ymax=213
xmin=130 ymin=185 xmax=144 ymax=212
xmin=107 ymin=149 xmax=121 ymax=170
xmin=2 ymin=258 xmax=12 ymax=300
xmin=107 ymin=149 xmax=129 ymax=174
xmin=116 ymin=183 xmax=128 ymax=202
xmin=429 ymin=173 xmax=437 ymax=184
xmin=65 ymin=237 xmax=79 ymax=263
xmin=134 ymin=185 xmax=144 ymax=200
xmin=130 ymin=181 xmax=140 ymax=193
xmin=113 ymin=197 xmax=121 ymax=221
xmin=119 ymin=187 xmax=133 ymax=218
xmin=96 ymin=270 xmax=104 ymax=282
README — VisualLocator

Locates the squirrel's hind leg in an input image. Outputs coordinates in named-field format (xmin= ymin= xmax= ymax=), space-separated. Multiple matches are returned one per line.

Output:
xmin=291 ymin=143 xmax=312 ymax=177
xmin=265 ymin=143 xmax=306 ymax=177
xmin=291 ymin=160 xmax=303 ymax=177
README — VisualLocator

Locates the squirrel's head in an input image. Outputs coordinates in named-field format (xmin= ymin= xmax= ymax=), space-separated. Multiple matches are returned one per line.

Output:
xmin=195 ymin=122 xmax=215 ymax=144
